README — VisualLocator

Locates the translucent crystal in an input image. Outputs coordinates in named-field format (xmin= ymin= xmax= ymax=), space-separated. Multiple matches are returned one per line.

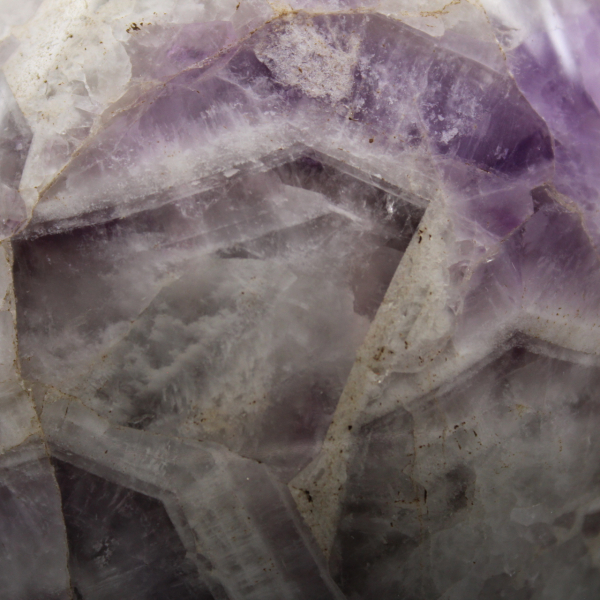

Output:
xmin=1 ymin=1 xmax=600 ymax=598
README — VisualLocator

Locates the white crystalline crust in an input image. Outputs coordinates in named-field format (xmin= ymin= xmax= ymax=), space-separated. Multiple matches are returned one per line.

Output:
xmin=255 ymin=18 xmax=361 ymax=102
xmin=3 ymin=0 xmax=274 ymax=213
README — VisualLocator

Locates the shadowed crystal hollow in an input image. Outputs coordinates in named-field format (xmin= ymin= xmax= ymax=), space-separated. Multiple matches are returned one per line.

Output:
xmin=1 ymin=1 xmax=600 ymax=598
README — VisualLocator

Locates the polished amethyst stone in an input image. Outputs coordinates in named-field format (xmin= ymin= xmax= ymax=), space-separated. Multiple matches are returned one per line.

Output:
xmin=1 ymin=1 xmax=600 ymax=598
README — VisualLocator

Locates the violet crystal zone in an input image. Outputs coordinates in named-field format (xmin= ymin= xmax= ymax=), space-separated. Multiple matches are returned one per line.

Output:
xmin=0 ymin=0 xmax=600 ymax=598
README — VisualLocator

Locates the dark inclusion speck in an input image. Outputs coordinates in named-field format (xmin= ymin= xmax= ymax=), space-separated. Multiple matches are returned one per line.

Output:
xmin=52 ymin=459 xmax=214 ymax=600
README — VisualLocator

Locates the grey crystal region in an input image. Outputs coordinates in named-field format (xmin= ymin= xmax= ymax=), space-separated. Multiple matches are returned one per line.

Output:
xmin=53 ymin=459 xmax=217 ymax=600
xmin=333 ymin=342 xmax=600 ymax=599
xmin=42 ymin=393 xmax=344 ymax=600
xmin=0 ymin=438 xmax=71 ymax=600
xmin=1 ymin=1 xmax=600 ymax=599
xmin=0 ymin=72 xmax=30 ymax=238
xmin=13 ymin=150 xmax=423 ymax=483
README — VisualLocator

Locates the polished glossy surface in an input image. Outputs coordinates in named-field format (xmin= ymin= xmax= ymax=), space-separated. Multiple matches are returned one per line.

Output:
xmin=1 ymin=1 xmax=600 ymax=598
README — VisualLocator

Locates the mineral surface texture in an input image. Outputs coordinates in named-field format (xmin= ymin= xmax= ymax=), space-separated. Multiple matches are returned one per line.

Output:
xmin=0 ymin=0 xmax=599 ymax=598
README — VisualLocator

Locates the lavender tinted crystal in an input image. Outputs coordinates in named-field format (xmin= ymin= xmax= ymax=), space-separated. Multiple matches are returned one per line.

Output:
xmin=1 ymin=1 xmax=600 ymax=598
